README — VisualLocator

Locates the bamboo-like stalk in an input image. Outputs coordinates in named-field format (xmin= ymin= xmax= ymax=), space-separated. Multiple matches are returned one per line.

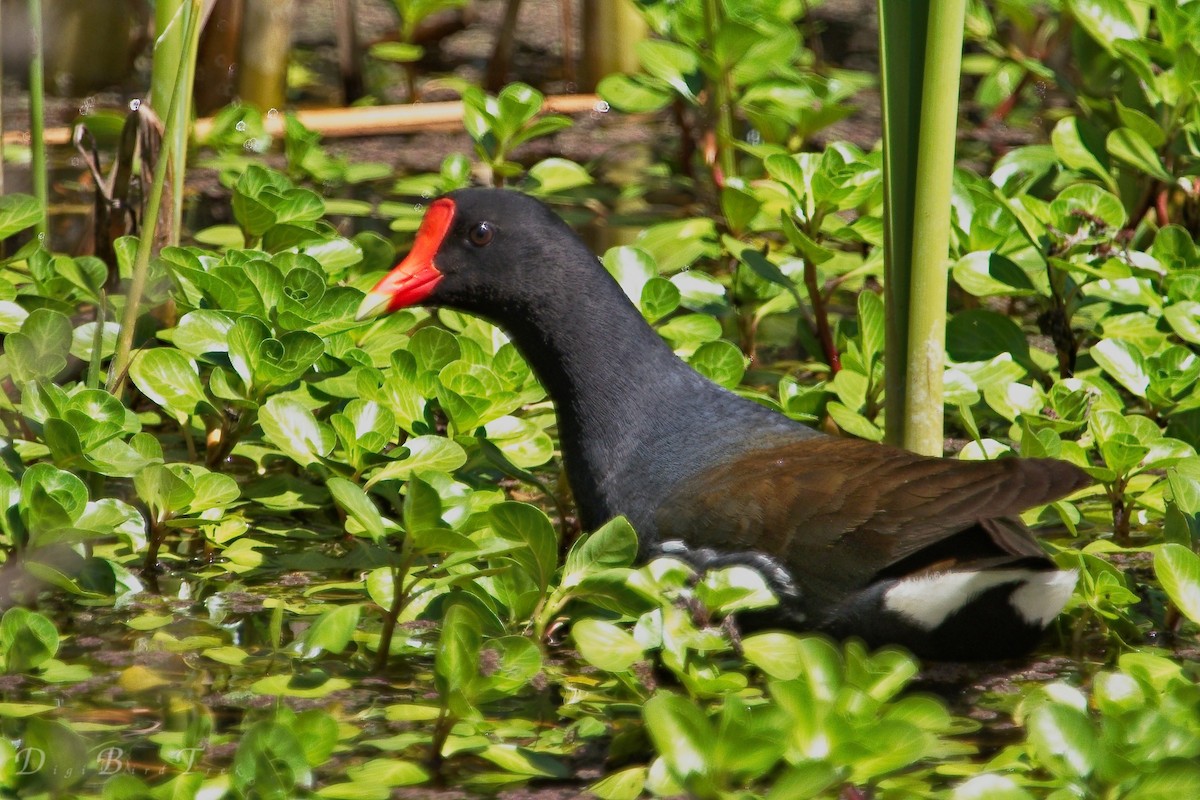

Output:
xmin=171 ymin=3 xmax=206 ymax=246
xmin=878 ymin=0 xmax=964 ymax=456
xmin=153 ymin=0 xmax=184 ymax=246
xmin=152 ymin=2 xmax=186 ymax=127
xmin=108 ymin=0 xmax=203 ymax=397
xmin=27 ymin=0 xmax=47 ymax=238
xmin=902 ymin=1 xmax=964 ymax=455
xmin=879 ymin=1 xmax=923 ymax=449
xmin=0 ymin=1 xmax=5 ymax=197
xmin=580 ymin=0 xmax=646 ymax=90
xmin=336 ymin=0 xmax=363 ymax=103
xmin=701 ymin=0 xmax=736 ymax=184
xmin=154 ymin=0 xmax=193 ymax=247
xmin=486 ymin=0 xmax=523 ymax=91
xmin=238 ymin=0 xmax=294 ymax=111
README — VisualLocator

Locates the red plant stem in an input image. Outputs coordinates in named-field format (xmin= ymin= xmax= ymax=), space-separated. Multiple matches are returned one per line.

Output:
xmin=803 ymin=262 xmax=841 ymax=373
xmin=1156 ymin=188 xmax=1170 ymax=228
xmin=986 ymin=69 xmax=1034 ymax=125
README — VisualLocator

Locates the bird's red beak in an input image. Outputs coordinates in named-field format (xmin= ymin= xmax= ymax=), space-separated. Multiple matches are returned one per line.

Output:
xmin=356 ymin=198 xmax=455 ymax=320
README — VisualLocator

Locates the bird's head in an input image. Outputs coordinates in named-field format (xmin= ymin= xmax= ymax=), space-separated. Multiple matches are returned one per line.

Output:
xmin=356 ymin=188 xmax=579 ymax=322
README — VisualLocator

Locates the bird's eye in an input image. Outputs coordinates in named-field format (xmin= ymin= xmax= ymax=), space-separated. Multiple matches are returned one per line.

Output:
xmin=469 ymin=222 xmax=495 ymax=247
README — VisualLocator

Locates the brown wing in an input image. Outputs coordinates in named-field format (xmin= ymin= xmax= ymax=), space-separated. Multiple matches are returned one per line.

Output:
xmin=654 ymin=437 xmax=1090 ymax=607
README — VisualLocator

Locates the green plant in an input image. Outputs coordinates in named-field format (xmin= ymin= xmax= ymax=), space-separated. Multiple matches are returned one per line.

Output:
xmin=374 ymin=0 xmax=470 ymax=101
xmin=459 ymin=82 xmax=576 ymax=187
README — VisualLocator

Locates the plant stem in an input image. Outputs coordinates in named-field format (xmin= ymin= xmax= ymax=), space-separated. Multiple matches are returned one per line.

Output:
xmin=27 ymin=0 xmax=48 ymax=239
xmin=109 ymin=0 xmax=202 ymax=397
xmin=87 ymin=292 xmax=106 ymax=390
xmin=375 ymin=563 xmax=408 ymax=672
xmin=901 ymin=0 xmax=964 ymax=456
xmin=803 ymin=262 xmax=841 ymax=373
xmin=0 ymin=1 xmax=5 ymax=197
xmin=879 ymin=1 xmax=924 ymax=448
xmin=1110 ymin=480 xmax=1130 ymax=545
xmin=154 ymin=0 xmax=186 ymax=245
xmin=879 ymin=0 xmax=964 ymax=455
xmin=701 ymin=0 xmax=736 ymax=185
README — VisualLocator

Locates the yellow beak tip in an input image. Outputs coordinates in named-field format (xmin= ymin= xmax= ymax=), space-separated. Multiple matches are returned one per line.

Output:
xmin=355 ymin=291 xmax=391 ymax=322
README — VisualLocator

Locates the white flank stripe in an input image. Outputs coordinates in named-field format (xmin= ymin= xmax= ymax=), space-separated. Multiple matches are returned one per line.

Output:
xmin=1009 ymin=569 xmax=1079 ymax=626
xmin=883 ymin=569 xmax=1077 ymax=631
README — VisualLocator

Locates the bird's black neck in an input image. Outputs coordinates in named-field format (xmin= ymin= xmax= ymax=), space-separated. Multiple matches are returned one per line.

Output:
xmin=480 ymin=254 xmax=813 ymax=535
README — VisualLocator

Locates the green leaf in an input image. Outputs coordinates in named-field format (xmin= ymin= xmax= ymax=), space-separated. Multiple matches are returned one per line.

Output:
xmin=735 ymin=245 xmax=800 ymax=293
xmin=636 ymin=39 xmax=700 ymax=102
xmin=527 ymin=157 xmax=592 ymax=196
xmin=0 ymin=193 xmax=42 ymax=238
xmin=1154 ymin=543 xmax=1200 ymax=625
xmin=134 ymin=465 xmax=194 ymax=520
xmin=21 ymin=463 xmax=88 ymax=536
xmin=1050 ymin=184 xmax=1127 ymax=230
xmin=946 ymin=309 xmax=1032 ymax=366
xmin=742 ymin=632 xmax=806 ymax=680
xmin=1068 ymin=0 xmax=1141 ymax=55
xmin=7 ymin=308 xmax=72 ymax=383
xmin=403 ymin=475 xmax=443 ymax=534
xmin=598 ymin=73 xmax=672 ymax=113
xmin=366 ymin=435 xmax=467 ymax=486
xmin=563 ymin=516 xmax=639 ymax=586
xmin=409 ymin=326 xmax=460 ymax=374
xmin=259 ymin=396 xmax=336 ymax=466
xmin=589 ymin=767 xmax=648 ymax=800
xmin=1106 ymin=127 xmax=1171 ymax=181
xmin=1026 ymin=701 xmax=1098 ymax=780
xmin=640 ymin=277 xmax=681 ymax=323
xmin=227 ymin=315 xmax=269 ymax=388
xmin=302 ymin=604 xmax=363 ymax=655
xmin=435 ymin=603 xmax=483 ymax=713
xmin=697 ymin=565 xmax=777 ymax=613
xmin=827 ymin=401 xmax=884 ymax=441
xmin=637 ymin=218 xmax=719 ymax=272
xmin=1126 ymin=762 xmax=1200 ymax=800
xmin=22 ymin=718 xmax=88 ymax=790
xmin=642 ymin=694 xmax=714 ymax=789
xmin=688 ymin=340 xmax=745 ymax=388
xmin=370 ymin=41 xmax=424 ymax=63
xmin=672 ymin=270 xmax=727 ymax=314
xmin=1099 ymin=433 xmax=1148 ymax=475
xmin=232 ymin=720 xmax=312 ymax=793
xmin=572 ymin=618 xmax=643 ymax=672
xmin=858 ymin=290 xmax=886 ymax=365
xmin=0 ymin=608 xmax=60 ymax=673
xmin=489 ymin=502 xmax=557 ymax=593
xmin=1091 ymin=338 xmax=1150 ymax=397
xmin=603 ymin=246 xmax=656 ymax=305
xmin=339 ymin=759 xmax=429 ymax=791
xmin=256 ymin=331 xmax=325 ymax=392
xmin=1164 ymin=302 xmax=1200 ymax=345
xmin=952 ymin=251 xmax=1039 ymax=298
xmin=477 ymin=744 xmax=567 ymax=778
xmin=720 ymin=186 xmax=761 ymax=233
xmin=188 ymin=471 xmax=239 ymax=512
xmin=328 ymin=478 xmax=387 ymax=542
xmin=129 ymin=349 xmax=208 ymax=421
xmin=496 ymin=83 xmax=545 ymax=135
xmin=1050 ymin=117 xmax=1116 ymax=191
xmin=658 ymin=314 xmax=722 ymax=348
xmin=476 ymin=636 xmax=542 ymax=699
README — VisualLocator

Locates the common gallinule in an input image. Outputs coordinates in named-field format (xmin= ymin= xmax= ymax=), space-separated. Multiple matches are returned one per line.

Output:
xmin=357 ymin=189 xmax=1090 ymax=660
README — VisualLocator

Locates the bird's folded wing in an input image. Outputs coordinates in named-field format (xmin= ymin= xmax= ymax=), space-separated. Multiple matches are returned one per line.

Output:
xmin=654 ymin=437 xmax=1089 ymax=596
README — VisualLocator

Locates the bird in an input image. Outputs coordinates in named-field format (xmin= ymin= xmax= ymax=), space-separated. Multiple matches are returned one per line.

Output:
xmin=356 ymin=188 xmax=1090 ymax=661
